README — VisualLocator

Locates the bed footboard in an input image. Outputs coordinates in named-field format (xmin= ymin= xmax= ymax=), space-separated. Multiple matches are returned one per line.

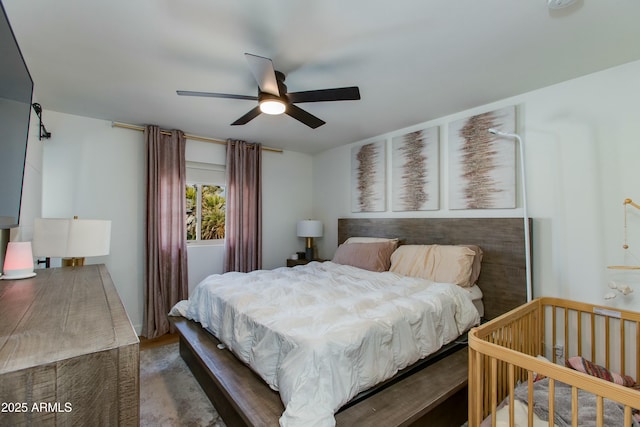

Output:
xmin=468 ymin=297 xmax=640 ymax=427
xmin=173 ymin=315 xmax=472 ymax=427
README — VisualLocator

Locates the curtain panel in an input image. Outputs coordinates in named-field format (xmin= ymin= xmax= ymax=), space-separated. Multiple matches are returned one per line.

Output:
xmin=143 ymin=125 xmax=188 ymax=338
xmin=224 ymin=139 xmax=262 ymax=273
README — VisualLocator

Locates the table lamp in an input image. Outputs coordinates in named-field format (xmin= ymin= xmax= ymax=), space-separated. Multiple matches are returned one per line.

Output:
xmin=297 ymin=220 xmax=323 ymax=261
xmin=32 ymin=217 xmax=111 ymax=267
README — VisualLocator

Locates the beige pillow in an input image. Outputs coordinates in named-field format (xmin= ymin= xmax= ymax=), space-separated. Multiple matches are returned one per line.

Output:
xmin=332 ymin=241 xmax=397 ymax=272
xmin=460 ymin=245 xmax=484 ymax=286
xmin=389 ymin=244 xmax=477 ymax=287
xmin=344 ymin=237 xmax=399 ymax=246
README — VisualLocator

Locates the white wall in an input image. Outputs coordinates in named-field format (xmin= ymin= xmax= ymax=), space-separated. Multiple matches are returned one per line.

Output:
xmin=40 ymin=113 xmax=146 ymax=332
xmin=16 ymin=105 xmax=44 ymax=242
xmin=39 ymin=112 xmax=314 ymax=333
xmin=263 ymin=149 xmax=316 ymax=264
xmin=313 ymin=59 xmax=640 ymax=312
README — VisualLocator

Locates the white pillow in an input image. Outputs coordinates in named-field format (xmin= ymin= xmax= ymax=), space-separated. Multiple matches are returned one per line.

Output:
xmin=464 ymin=284 xmax=484 ymax=317
xmin=464 ymin=284 xmax=483 ymax=301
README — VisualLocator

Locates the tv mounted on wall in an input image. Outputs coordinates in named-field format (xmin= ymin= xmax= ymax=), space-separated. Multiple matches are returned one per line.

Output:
xmin=0 ymin=2 xmax=33 ymax=230
xmin=0 ymin=2 xmax=33 ymax=274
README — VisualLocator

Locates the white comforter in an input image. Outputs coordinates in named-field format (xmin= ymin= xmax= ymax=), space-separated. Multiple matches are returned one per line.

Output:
xmin=170 ymin=261 xmax=480 ymax=427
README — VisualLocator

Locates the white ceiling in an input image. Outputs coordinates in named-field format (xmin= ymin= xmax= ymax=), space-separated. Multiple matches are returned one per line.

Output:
xmin=4 ymin=0 xmax=640 ymax=154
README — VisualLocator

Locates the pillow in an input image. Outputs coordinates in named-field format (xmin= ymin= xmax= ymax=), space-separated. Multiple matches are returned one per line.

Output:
xmin=464 ymin=284 xmax=483 ymax=301
xmin=332 ymin=241 xmax=397 ymax=272
xmin=389 ymin=244 xmax=477 ymax=287
xmin=344 ymin=236 xmax=399 ymax=246
xmin=460 ymin=244 xmax=483 ymax=285
xmin=463 ymin=284 xmax=485 ymax=317
xmin=565 ymin=356 xmax=636 ymax=387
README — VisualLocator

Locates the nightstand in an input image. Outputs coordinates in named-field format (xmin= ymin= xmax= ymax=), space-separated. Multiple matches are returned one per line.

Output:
xmin=286 ymin=259 xmax=325 ymax=267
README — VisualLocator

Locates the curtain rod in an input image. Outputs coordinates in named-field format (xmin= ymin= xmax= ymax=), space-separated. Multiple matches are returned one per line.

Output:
xmin=111 ymin=121 xmax=283 ymax=153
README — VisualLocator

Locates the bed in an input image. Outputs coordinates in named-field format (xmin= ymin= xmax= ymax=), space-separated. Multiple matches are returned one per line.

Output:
xmin=170 ymin=217 xmax=530 ymax=426
xmin=468 ymin=297 xmax=640 ymax=427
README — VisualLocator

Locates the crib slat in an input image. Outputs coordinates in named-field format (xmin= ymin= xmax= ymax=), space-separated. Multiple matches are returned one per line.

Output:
xmin=496 ymin=332 xmax=503 ymax=402
xmin=605 ymin=316 xmax=610 ymax=370
xmin=571 ymin=386 xmax=578 ymax=427
xmin=482 ymin=339 xmax=489 ymax=419
xmin=491 ymin=357 xmax=497 ymax=427
xmin=620 ymin=319 xmax=625 ymax=376
xmin=624 ymin=406 xmax=632 ymax=426
xmin=636 ymin=320 xmax=640 ymax=382
xmin=541 ymin=305 xmax=546 ymax=359
xmin=590 ymin=312 xmax=596 ymax=362
xmin=577 ymin=312 xmax=583 ymax=358
xmin=552 ymin=306 xmax=558 ymax=363
xmin=527 ymin=373 xmax=534 ymax=427
xmin=529 ymin=311 xmax=535 ymax=357
xmin=564 ymin=307 xmax=569 ymax=361
xmin=548 ymin=379 xmax=555 ymax=427
xmin=524 ymin=314 xmax=529 ymax=354
xmin=471 ymin=348 xmax=483 ymax=425
xmin=538 ymin=308 xmax=543 ymax=357
xmin=508 ymin=364 xmax=514 ymax=427
xmin=596 ymin=395 xmax=603 ymax=427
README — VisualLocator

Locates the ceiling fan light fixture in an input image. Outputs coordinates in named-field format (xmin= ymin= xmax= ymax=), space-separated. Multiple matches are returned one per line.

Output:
xmin=178 ymin=54 xmax=360 ymax=127
xmin=258 ymin=92 xmax=287 ymax=115
xmin=259 ymin=99 xmax=286 ymax=115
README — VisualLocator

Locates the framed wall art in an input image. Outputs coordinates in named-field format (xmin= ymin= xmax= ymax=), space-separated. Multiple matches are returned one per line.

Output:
xmin=391 ymin=127 xmax=439 ymax=211
xmin=448 ymin=106 xmax=516 ymax=210
xmin=351 ymin=140 xmax=386 ymax=212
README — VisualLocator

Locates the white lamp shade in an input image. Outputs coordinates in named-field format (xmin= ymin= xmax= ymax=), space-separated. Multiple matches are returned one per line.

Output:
xmin=33 ymin=218 xmax=111 ymax=258
xmin=297 ymin=220 xmax=323 ymax=238
xmin=32 ymin=219 xmax=70 ymax=257
xmin=3 ymin=241 xmax=35 ymax=279
xmin=67 ymin=219 xmax=111 ymax=257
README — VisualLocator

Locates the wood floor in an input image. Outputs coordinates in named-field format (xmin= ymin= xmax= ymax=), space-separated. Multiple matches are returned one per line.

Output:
xmin=139 ymin=333 xmax=179 ymax=351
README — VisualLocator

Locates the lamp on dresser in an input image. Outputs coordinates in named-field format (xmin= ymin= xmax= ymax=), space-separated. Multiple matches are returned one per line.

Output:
xmin=297 ymin=220 xmax=323 ymax=261
xmin=32 ymin=217 xmax=111 ymax=267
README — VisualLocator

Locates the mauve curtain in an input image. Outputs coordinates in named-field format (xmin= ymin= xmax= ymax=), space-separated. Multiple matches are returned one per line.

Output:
xmin=143 ymin=125 xmax=188 ymax=338
xmin=224 ymin=139 xmax=262 ymax=272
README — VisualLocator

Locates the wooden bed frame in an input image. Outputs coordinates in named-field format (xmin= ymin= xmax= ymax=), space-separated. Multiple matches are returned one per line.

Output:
xmin=171 ymin=217 xmax=530 ymax=426
xmin=468 ymin=297 xmax=640 ymax=426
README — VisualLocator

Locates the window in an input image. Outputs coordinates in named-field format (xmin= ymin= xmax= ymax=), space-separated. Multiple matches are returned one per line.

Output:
xmin=185 ymin=162 xmax=226 ymax=242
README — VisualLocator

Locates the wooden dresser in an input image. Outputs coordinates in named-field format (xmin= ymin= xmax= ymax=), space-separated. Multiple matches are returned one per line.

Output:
xmin=0 ymin=264 xmax=139 ymax=426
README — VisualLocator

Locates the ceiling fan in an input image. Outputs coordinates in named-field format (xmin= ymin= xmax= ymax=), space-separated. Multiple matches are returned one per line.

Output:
xmin=177 ymin=53 xmax=361 ymax=129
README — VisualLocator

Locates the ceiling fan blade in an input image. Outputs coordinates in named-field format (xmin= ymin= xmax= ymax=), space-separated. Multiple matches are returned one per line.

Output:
xmin=288 ymin=86 xmax=361 ymax=103
xmin=286 ymin=104 xmax=326 ymax=129
xmin=177 ymin=90 xmax=257 ymax=101
xmin=244 ymin=53 xmax=280 ymax=96
xmin=231 ymin=106 xmax=262 ymax=126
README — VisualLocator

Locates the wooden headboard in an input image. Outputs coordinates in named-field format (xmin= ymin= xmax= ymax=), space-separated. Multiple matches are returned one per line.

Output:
xmin=338 ymin=217 xmax=530 ymax=320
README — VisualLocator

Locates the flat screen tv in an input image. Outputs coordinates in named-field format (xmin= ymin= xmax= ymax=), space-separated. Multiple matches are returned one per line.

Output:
xmin=0 ymin=2 xmax=33 ymax=230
